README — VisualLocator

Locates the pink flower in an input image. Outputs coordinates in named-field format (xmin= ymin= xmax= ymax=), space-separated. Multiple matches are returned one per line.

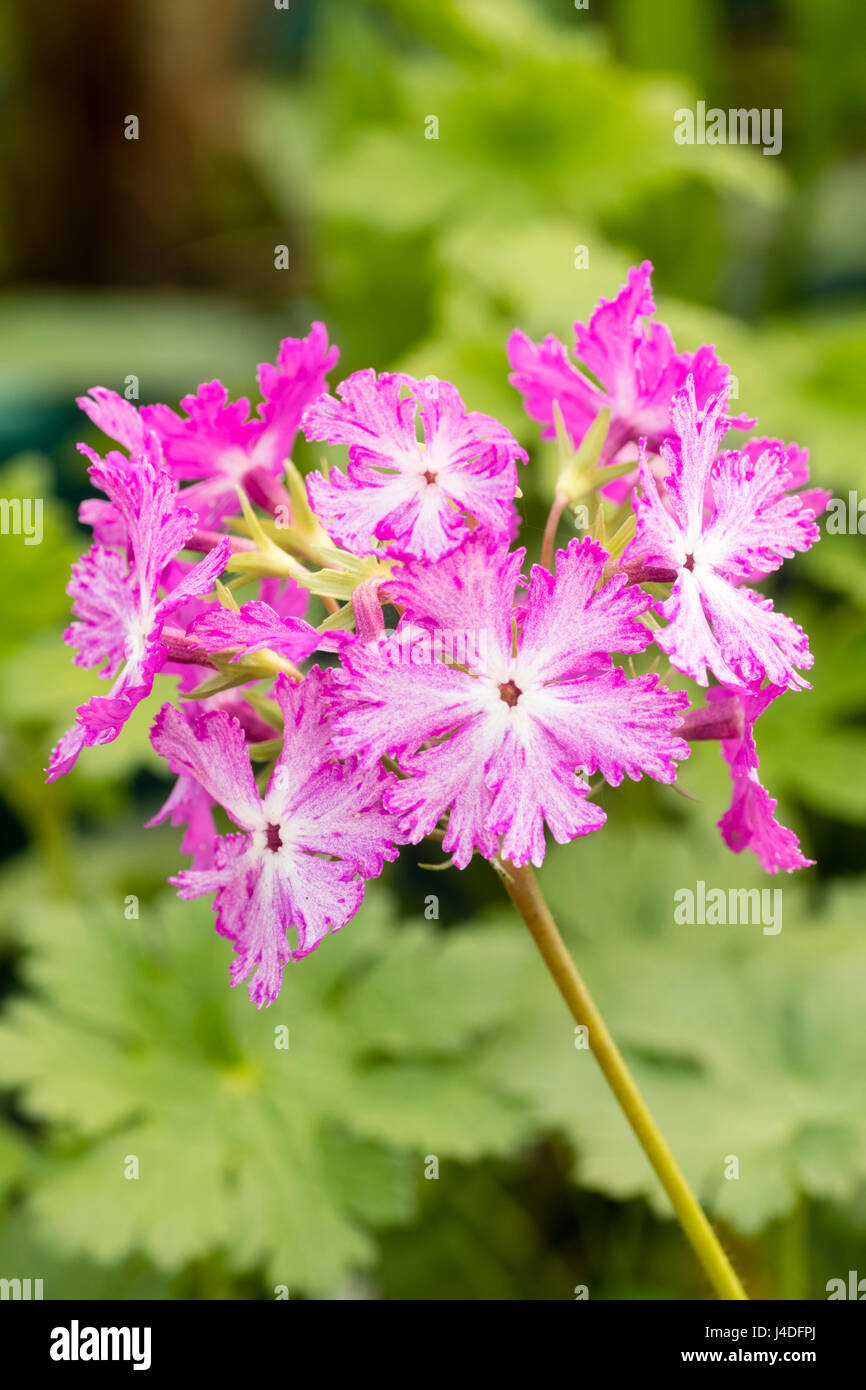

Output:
xmin=147 ymin=770 xmax=219 ymax=872
xmin=78 ymin=323 xmax=338 ymax=528
xmin=508 ymin=261 xmax=749 ymax=465
xmin=708 ymin=684 xmax=814 ymax=873
xmin=74 ymin=392 xmax=152 ymax=548
xmin=77 ymin=387 xmax=149 ymax=456
xmin=736 ymin=439 xmax=831 ymax=580
xmin=47 ymin=447 xmax=230 ymax=782
xmin=624 ymin=378 xmax=818 ymax=689
xmin=188 ymin=601 xmax=323 ymax=663
xmin=303 ymin=370 xmax=527 ymax=560
xmin=150 ymin=668 xmax=401 ymax=1006
xmin=187 ymin=595 xmax=353 ymax=666
xmin=164 ymin=573 xmax=312 ymax=692
xmin=333 ymin=535 xmax=689 ymax=869
xmin=152 ymin=577 xmax=322 ymax=868
xmin=259 ymin=575 xmax=311 ymax=622
xmin=146 ymin=688 xmax=280 ymax=872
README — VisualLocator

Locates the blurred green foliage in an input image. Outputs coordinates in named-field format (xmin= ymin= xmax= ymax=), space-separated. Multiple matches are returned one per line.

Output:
xmin=0 ymin=0 xmax=864 ymax=1299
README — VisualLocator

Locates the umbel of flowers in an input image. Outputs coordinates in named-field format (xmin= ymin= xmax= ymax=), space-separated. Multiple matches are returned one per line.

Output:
xmin=48 ymin=266 xmax=827 ymax=1300
xmin=50 ymin=265 xmax=825 ymax=1002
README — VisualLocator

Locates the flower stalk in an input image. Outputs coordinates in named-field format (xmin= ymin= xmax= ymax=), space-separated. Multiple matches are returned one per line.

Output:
xmin=494 ymin=858 xmax=748 ymax=1302
xmin=540 ymin=492 xmax=568 ymax=571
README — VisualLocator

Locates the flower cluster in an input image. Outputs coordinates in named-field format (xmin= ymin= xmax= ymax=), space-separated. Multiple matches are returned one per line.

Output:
xmin=49 ymin=270 xmax=824 ymax=1004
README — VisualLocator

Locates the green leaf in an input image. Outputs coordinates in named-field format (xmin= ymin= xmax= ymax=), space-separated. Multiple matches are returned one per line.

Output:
xmin=0 ymin=1209 xmax=172 ymax=1301
xmin=0 ymin=887 xmax=528 ymax=1292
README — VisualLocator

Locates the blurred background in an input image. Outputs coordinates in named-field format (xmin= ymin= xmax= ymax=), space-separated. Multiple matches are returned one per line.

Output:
xmin=0 ymin=0 xmax=864 ymax=1300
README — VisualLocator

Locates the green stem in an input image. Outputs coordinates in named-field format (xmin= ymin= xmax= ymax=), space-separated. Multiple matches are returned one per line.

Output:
xmin=777 ymin=1195 xmax=808 ymax=1301
xmin=495 ymin=860 xmax=748 ymax=1301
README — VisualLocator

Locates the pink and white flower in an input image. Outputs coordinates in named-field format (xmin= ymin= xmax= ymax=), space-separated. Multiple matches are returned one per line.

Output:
xmin=736 ymin=438 xmax=831 ymax=580
xmin=303 ymin=370 xmax=527 ymax=561
xmin=51 ymin=271 xmax=823 ymax=983
xmin=47 ymin=447 xmax=230 ymax=781
xmin=508 ymin=260 xmax=749 ymax=466
xmin=624 ymin=378 xmax=819 ymax=689
xmin=78 ymin=323 xmax=338 ymax=527
xmin=188 ymin=601 xmax=323 ymax=664
xmin=146 ymin=686 xmax=281 ymax=872
xmin=333 ymin=534 xmax=689 ymax=869
xmin=707 ymin=684 xmax=814 ymax=873
xmin=147 ymin=768 xmax=219 ymax=872
xmin=151 ymin=668 xmax=401 ymax=1006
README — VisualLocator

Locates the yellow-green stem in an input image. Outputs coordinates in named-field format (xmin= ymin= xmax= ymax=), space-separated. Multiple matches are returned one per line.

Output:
xmin=496 ymin=859 xmax=748 ymax=1301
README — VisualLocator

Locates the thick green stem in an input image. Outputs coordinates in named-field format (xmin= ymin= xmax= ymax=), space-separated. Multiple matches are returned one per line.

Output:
xmin=496 ymin=860 xmax=748 ymax=1301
